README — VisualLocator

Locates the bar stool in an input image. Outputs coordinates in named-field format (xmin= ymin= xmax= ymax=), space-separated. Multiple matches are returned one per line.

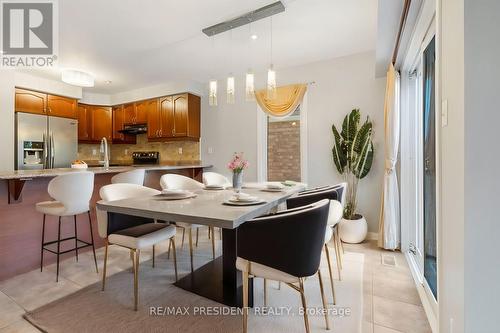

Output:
xmin=111 ymin=169 xmax=145 ymax=185
xmin=36 ymin=171 xmax=98 ymax=282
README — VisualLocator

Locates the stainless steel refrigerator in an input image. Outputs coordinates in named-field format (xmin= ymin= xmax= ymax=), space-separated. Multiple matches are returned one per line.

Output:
xmin=15 ymin=113 xmax=78 ymax=170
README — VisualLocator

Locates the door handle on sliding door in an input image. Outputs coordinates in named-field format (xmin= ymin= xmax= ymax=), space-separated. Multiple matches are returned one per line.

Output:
xmin=50 ymin=132 xmax=55 ymax=169
xmin=43 ymin=133 xmax=48 ymax=168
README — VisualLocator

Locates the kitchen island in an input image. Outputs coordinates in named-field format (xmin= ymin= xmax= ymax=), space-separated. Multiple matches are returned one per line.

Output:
xmin=0 ymin=164 xmax=211 ymax=281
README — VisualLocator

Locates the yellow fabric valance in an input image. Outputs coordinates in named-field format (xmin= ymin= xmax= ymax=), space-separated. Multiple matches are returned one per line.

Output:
xmin=255 ymin=84 xmax=307 ymax=117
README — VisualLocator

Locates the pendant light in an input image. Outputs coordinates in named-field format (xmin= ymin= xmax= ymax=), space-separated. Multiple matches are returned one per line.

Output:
xmin=267 ymin=17 xmax=277 ymax=99
xmin=208 ymin=36 xmax=218 ymax=106
xmin=209 ymin=80 xmax=218 ymax=106
xmin=226 ymin=30 xmax=235 ymax=104
xmin=245 ymin=24 xmax=255 ymax=101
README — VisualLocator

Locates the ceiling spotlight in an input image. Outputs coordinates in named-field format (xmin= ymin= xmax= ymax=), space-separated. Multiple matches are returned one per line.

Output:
xmin=250 ymin=34 xmax=258 ymax=40
xmin=104 ymin=80 xmax=112 ymax=84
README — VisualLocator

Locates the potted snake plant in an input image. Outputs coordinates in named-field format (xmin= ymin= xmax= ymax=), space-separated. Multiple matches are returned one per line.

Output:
xmin=332 ymin=108 xmax=374 ymax=243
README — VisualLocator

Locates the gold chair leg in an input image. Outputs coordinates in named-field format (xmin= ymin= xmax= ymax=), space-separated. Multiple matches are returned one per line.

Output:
xmin=188 ymin=228 xmax=194 ymax=272
xmin=299 ymin=278 xmax=310 ymax=333
xmin=242 ymin=266 xmax=249 ymax=333
xmin=264 ymin=278 xmax=268 ymax=307
xmin=167 ymin=239 xmax=171 ymax=259
xmin=210 ymin=227 xmax=216 ymax=259
xmin=133 ymin=249 xmax=140 ymax=311
xmin=195 ymin=228 xmax=199 ymax=247
xmin=101 ymin=239 xmax=109 ymax=291
xmin=171 ymin=237 xmax=178 ymax=281
xmin=324 ymin=244 xmax=336 ymax=304
xmin=318 ymin=270 xmax=331 ymax=330
xmin=208 ymin=227 xmax=211 ymax=239
xmin=181 ymin=227 xmax=185 ymax=249
xmin=152 ymin=245 xmax=155 ymax=268
xmin=333 ymin=233 xmax=342 ymax=280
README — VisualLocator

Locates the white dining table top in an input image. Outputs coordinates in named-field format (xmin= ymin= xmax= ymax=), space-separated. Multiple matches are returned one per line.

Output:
xmin=96 ymin=183 xmax=306 ymax=229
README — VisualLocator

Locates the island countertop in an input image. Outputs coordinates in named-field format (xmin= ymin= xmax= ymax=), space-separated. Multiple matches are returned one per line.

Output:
xmin=0 ymin=164 xmax=212 ymax=180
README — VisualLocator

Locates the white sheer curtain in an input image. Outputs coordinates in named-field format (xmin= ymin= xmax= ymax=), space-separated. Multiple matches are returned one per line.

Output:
xmin=378 ymin=63 xmax=401 ymax=250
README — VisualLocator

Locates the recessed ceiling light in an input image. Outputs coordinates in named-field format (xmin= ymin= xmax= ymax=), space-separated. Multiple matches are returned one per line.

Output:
xmin=0 ymin=50 xmax=5 ymax=54
xmin=104 ymin=80 xmax=112 ymax=84
xmin=250 ymin=34 xmax=258 ymax=40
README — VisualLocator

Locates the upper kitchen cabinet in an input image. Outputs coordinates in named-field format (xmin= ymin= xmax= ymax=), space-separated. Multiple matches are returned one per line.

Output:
xmin=147 ymin=98 xmax=161 ymax=139
xmin=134 ymin=99 xmax=152 ymax=124
xmin=15 ymin=88 xmax=46 ymax=115
xmin=91 ymin=106 xmax=112 ymax=142
xmin=123 ymin=103 xmax=136 ymax=125
xmin=77 ymin=104 xmax=92 ymax=141
xmin=15 ymin=88 xmax=77 ymax=118
xmin=152 ymin=93 xmax=200 ymax=141
xmin=46 ymin=95 xmax=77 ymax=118
xmin=112 ymin=105 xmax=136 ymax=144
xmin=77 ymin=104 xmax=112 ymax=143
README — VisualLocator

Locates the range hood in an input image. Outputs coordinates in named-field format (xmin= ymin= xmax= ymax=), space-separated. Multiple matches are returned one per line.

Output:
xmin=119 ymin=124 xmax=147 ymax=135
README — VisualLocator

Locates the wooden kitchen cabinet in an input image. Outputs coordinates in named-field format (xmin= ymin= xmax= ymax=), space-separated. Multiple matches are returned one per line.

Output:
xmin=134 ymin=99 xmax=151 ymax=124
xmin=112 ymin=105 xmax=136 ymax=144
xmin=77 ymin=104 xmax=112 ymax=143
xmin=123 ymin=103 xmax=136 ymax=125
xmin=77 ymin=104 xmax=92 ymax=141
xmin=150 ymin=93 xmax=200 ymax=141
xmin=15 ymin=88 xmax=46 ymax=115
xmin=91 ymin=106 xmax=112 ymax=141
xmin=147 ymin=99 xmax=161 ymax=139
xmin=15 ymin=88 xmax=77 ymax=118
xmin=47 ymin=94 xmax=77 ymax=118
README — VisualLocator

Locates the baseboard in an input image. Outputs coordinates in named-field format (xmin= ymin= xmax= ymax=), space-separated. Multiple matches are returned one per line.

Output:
xmin=366 ymin=232 xmax=378 ymax=241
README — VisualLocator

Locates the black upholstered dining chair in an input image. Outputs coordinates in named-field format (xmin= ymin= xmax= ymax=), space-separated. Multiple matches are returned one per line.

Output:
xmin=286 ymin=184 xmax=346 ymax=304
xmin=236 ymin=199 xmax=331 ymax=333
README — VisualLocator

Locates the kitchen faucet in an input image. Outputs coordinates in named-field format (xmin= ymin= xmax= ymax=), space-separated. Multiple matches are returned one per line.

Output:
xmin=100 ymin=137 xmax=109 ymax=169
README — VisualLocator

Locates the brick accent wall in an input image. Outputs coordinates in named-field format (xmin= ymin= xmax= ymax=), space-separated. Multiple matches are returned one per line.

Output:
xmin=267 ymin=120 xmax=301 ymax=181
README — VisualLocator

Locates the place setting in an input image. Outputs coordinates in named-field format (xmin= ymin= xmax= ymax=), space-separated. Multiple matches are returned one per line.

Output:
xmin=156 ymin=188 xmax=197 ymax=200
xmin=223 ymin=191 xmax=266 ymax=206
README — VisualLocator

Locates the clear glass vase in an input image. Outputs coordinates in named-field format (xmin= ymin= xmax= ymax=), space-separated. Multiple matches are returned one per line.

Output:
xmin=232 ymin=172 xmax=243 ymax=192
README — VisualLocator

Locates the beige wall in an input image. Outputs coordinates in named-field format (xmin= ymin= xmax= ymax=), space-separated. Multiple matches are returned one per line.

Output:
xmin=78 ymin=134 xmax=200 ymax=164
xmin=201 ymin=51 xmax=386 ymax=233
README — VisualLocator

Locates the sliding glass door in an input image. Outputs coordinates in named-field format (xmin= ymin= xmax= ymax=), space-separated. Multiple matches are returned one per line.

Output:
xmin=422 ymin=37 xmax=437 ymax=299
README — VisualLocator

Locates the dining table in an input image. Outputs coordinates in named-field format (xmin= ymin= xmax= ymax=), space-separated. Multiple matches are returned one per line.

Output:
xmin=96 ymin=182 xmax=306 ymax=308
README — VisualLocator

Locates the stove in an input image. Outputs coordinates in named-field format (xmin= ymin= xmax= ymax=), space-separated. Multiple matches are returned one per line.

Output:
xmin=131 ymin=151 xmax=160 ymax=165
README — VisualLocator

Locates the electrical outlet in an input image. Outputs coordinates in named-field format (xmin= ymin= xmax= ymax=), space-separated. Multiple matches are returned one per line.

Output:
xmin=178 ymin=147 xmax=183 ymax=155
xmin=208 ymin=147 xmax=214 ymax=154
xmin=124 ymin=149 xmax=129 ymax=155
xmin=92 ymin=149 xmax=97 ymax=156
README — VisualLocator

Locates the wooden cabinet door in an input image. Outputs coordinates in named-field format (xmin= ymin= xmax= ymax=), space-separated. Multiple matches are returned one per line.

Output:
xmin=15 ymin=88 xmax=46 ymax=115
xmin=77 ymin=104 xmax=92 ymax=141
xmin=47 ymin=94 xmax=77 ymax=118
xmin=135 ymin=100 xmax=151 ymax=124
xmin=123 ymin=103 xmax=136 ymax=124
xmin=172 ymin=94 xmax=188 ymax=137
xmin=159 ymin=96 xmax=174 ymax=138
xmin=147 ymin=100 xmax=160 ymax=139
xmin=91 ymin=106 xmax=112 ymax=141
xmin=112 ymin=106 xmax=125 ymax=141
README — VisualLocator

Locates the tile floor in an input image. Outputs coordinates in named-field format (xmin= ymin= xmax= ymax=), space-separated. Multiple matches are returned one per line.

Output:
xmin=0 ymin=231 xmax=431 ymax=333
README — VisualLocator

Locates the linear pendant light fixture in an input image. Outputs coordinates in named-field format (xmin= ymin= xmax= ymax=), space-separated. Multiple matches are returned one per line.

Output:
xmin=202 ymin=1 xmax=285 ymax=37
xmin=267 ymin=17 xmax=277 ymax=99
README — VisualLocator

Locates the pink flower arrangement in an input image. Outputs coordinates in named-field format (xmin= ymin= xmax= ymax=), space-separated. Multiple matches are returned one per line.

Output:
xmin=227 ymin=152 xmax=249 ymax=173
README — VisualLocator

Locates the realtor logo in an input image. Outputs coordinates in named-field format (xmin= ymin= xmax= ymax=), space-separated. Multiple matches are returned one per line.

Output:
xmin=1 ymin=0 xmax=58 ymax=67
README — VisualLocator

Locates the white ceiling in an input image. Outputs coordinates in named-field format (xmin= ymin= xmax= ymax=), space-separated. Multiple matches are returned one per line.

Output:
xmin=27 ymin=0 xmax=377 ymax=94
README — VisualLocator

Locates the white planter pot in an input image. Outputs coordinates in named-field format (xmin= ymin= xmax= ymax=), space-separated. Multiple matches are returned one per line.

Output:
xmin=339 ymin=215 xmax=368 ymax=244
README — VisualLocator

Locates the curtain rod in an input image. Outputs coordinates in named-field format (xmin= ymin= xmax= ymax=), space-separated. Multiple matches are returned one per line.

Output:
xmin=391 ymin=0 xmax=412 ymax=65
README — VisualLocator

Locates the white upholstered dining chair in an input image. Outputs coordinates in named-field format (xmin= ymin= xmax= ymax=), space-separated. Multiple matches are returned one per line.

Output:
xmin=111 ymin=169 xmax=145 ymax=185
xmin=202 ymin=171 xmax=232 ymax=188
xmin=160 ymin=174 xmax=216 ymax=271
xmin=97 ymin=183 xmax=178 ymax=311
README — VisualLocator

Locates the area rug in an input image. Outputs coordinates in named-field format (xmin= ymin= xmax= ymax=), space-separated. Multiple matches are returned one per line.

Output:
xmin=24 ymin=250 xmax=364 ymax=333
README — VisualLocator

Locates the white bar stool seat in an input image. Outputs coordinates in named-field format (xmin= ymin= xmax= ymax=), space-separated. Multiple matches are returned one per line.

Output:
xmin=111 ymin=169 xmax=145 ymax=185
xmin=36 ymin=171 xmax=98 ymax=282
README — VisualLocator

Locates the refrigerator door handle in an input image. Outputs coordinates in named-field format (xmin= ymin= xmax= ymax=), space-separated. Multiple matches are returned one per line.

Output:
xmin=42 ymin=133 xmax=47 ymax=168
xmin=50 ymin=132 xmax=55 ymax=169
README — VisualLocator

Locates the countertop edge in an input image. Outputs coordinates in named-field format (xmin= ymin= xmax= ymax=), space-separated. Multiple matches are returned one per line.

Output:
xmin=0 ymin=164 xmax=213 ymax=180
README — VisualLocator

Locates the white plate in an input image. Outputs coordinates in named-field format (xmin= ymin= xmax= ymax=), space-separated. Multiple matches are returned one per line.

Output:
xmin=204 ymin=185 xmax=225 ymax=190
xmin=261 ymin=188 xmax=284 ymax=192
xmin=223 ymin=199 xmax=266 ymax=206
xmin=157 ymin=192 xmax=197 ymax=200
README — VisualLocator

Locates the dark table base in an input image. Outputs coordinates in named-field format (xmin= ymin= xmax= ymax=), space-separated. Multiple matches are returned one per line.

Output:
xmin=174 ymin=228 xmax=253 ymax=308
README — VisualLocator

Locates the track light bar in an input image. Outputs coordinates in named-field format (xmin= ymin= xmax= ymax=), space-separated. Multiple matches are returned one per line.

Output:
xmin=202 ymin=1 xmax=285 ymax=37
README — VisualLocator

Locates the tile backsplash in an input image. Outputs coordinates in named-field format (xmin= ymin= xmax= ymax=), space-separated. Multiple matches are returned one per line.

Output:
xmin=78 ymin=134 xmax=200 ymax=164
